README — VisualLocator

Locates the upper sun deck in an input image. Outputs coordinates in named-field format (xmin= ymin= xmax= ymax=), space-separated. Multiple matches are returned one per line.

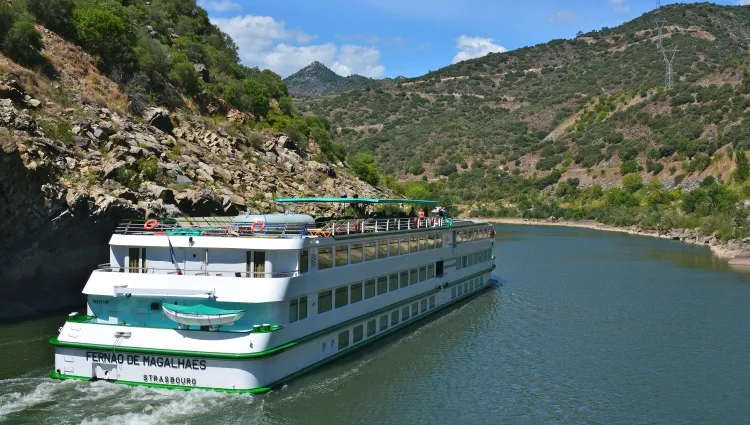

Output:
xmin=114 ymin=197 xmax=480 ymax=240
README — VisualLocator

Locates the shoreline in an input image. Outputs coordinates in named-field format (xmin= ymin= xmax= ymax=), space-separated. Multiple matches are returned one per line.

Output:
xmin=473 ymin=217 xmax=750 ymax=266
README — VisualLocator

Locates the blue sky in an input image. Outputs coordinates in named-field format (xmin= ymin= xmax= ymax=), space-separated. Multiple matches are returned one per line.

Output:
xmin=203 ymin=0 xmax=747 ymax=79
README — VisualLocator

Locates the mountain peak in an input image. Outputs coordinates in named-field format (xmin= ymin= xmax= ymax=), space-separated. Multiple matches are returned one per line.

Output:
xmin=284 ymin=62 xmax=384 ymax=97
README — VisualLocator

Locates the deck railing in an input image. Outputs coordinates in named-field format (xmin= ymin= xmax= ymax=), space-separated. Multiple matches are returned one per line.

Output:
xmin=113 ymin=216 xmax=458 ymax=238
xmin=96 ymin=263 xmax=301 ymax=278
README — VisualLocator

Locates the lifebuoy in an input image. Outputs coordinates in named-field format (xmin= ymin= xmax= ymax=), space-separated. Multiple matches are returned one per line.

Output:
xmin=251 ymin=221 xmax=266 ymax=232
xmin=144 ymin=219 xmax=159 ymax=230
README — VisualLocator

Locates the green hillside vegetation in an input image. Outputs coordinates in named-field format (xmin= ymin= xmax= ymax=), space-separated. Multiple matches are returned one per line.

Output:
xmin=0 ymin=0 xmax=344 ymax=162
xmin=298 ymin=3 xmax=750 ymax=239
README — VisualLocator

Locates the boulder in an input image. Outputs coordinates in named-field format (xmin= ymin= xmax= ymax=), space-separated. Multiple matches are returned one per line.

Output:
xmin=175 ymin=175 xmax=194 ymax=186
xmin=0 ymin=80 xmax=26 ymax=105
xmin=194 ymin=63 xmax=210 ymax=82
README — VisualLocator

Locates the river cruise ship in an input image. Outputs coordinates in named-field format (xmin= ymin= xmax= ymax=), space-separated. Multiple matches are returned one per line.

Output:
xmin=50 ymin=198 xmax=497 ymax=393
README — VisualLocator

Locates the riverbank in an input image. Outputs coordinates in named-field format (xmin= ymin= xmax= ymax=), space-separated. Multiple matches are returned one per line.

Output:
xmin=479 ymin=217 xmax=750 ymax=266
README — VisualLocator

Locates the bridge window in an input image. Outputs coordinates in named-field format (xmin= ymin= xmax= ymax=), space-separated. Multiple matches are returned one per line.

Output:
xmin=319 ymin=248 xmax=332 ymax=270
xmin=365 ymin=242 xmax=377 ymax=261
xmin=350 ymin=243 xmax=363 ymax=264
xmin=335 ymin=246 xmax=349 ymax=267
xmin=378 ymin=240 xmax=388 ymax=259
xmin=389 ymin=239 xmax=399 ymax=256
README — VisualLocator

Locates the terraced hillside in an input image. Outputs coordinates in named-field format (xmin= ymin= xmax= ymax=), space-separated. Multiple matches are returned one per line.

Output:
xmin=299 ymin=3 xmax=750 ymax=198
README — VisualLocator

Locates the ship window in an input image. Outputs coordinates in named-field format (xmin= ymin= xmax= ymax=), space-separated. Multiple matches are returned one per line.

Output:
xmin=318 ymin=290 xmax=332 ymax=313
xmin=367 ymin=319 xmax=376 ymax=337
xmin=451 ymin=287 xmax=457 ymax=299
xmin=436 ymin=234 xmax=443 ymax=248
xmin=318 ymin=248 xmax=333 ymax=270
xmin=353 ymin=324 xmax=364 ymax=343
xmin=391 ymin=310 xmax=399 ymax=326
xmin=428 ymin=264 xmax=435 ymax=279
xmin=419 ymin=266 xmax=427 ymax=282
xmin=351 ymin=282 xmax=363 ymax=304
xmin=464 ymin=282 xmax=469 ymax=293
xmin=300 ymin=296 xmax=308 ymax=320
xmin=377 ymin=276 xmax=388 ymax=295
xmin=338 ymin=330 xmax=349 ymax=350
xmin=365 ymin=279 xmax=376 ymax=299
xmin=410 ymin=268 xmax=418 ymax=285
xmin=436 ymin=261 xmax=444 ymax=276
xmin=379 ymin=314 xmax=388 ymax=332
xmin=462 ymin=256 xmax=468 ymax=269
xmin=389 ymin=273 xmax=399 ymax=292
xmin=400 ymin=270 xmax=409 ymax=289
xmin=399 ymin=238 xmax=409 ymax=255
xmin=402 ymin=306 xmax=410 ymax=320
xmin=421 ymin=299 xmax=427 ymax=313
xmin=410 ymin=237 xmax=418 ymax=253
xmin=378 ymin=240 xmax=388 ymax=259
xmin=335 ymin=286 xmax=349 ymax=309
xmin=428 ymin=235 xmax=435 ymax=249
xmin=335 ymin=246 xmax=349 ymax=267
xmin=469 ymin=280 xmax=474 ymax=291
xmin=419 ymin=237 xmax=427 ymax=251
xmin=456 ymin=257 xmax=462 ymax=270
xmin=365 ymin=242 xmax=377 ymax=261
xmin=300 ymin=250 xmax=309 ymax=274
xmin=389 ymin=239 xmax=399 ymax=256
xmin=458 ymin=285 xmax=463 ymax=296
xmin=350 ymin=243 xmax=363 ymax=264
xmin=429 ymin=296 xmax=436 ymax=309
xmin=289 ymin=299 xmax=298 ymax=323
xmin=412 ymin=303 xmax=418 ymax=317
xmin=128 ymin=248 xmax=140 ymax=273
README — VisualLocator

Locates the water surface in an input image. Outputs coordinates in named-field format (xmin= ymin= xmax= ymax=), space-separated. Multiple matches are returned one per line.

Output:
xmin=2 ymin=225 xmax=749 ymax=424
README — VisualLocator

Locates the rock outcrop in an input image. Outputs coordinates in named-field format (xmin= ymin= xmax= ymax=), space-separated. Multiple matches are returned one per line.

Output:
xmin=0 ymin=78 xmax=383 ymax=320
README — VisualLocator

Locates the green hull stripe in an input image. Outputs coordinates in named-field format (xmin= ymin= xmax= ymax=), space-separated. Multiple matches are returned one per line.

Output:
xmin=49 ymin=281 xmax=492 ymax=394
xmin=50 ymin=267 xmax=493 ymax=359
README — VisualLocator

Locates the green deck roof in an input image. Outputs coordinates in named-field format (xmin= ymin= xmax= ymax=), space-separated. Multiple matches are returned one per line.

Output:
xmin=275 ymin=197 xmax=439 ymax=204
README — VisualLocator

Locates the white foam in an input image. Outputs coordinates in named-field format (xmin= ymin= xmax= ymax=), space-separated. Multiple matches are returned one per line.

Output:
xmin=0 ymin=379 xmax=76 ymax=420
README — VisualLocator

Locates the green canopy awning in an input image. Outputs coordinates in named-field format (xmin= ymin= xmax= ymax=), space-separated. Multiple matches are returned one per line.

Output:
xmin=162 ymin=303 xmax=246 ymax=315
xmin=275 ymin=197 xmax=439 ymax=204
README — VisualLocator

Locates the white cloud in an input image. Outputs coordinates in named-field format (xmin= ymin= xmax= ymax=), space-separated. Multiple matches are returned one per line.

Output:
xmin=609 ymin=0 xmax=630 ymax=14
xmin=739 ymin=0 xmax=750 ymax=5
xmin=198 ymin=0 xmax=242 ymax=12
xmin=213 ymin=14 xmax=385 ymax=78
xmin=452 ymin=35 xmax=507 ymax=64
xmin=547 ymin=10 xmax=580 ymax=26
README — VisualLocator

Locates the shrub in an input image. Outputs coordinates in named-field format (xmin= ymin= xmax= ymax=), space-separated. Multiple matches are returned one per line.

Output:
xmin=27 ymin=0 xmax=75 ymax=38
xmin=349 ymin=152 xmax=380 ymax=186
xmin=138 ymin=157 xmax=158 ymax=181
xmin=40 ymin=119 xmax=74 ymax=146
xmin=169 ymin=61 xmax=202 ymax=96
xmin=3 ymin=12 xmax=43 ymax=66
xmin=736 ymin=150 xmax=750 ymax=182
xmin=646 ymin=160 xmax=664 ymax=175
xmin=620 ymin=159 xmax=639 ymax=175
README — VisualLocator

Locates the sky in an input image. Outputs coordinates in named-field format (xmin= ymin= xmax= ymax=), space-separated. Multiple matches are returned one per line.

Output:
xmin=201 ymin=0 xmax=749 ymax=79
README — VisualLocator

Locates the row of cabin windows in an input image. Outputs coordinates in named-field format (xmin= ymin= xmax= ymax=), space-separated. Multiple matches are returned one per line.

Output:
xmin=317 ymin=234 xmax=444 ymax=270
xmin=450 ymin=276 xmax=486 ymax=299
xmin=316 ymin=262 xmax=437 ymax=315
xmin=335 ymin=295 xmax=437 ymax=350
xmin=456 ymin=228 xmax=494 ymax=244
xmin=455 ymin=249 xmax=493 ymax=270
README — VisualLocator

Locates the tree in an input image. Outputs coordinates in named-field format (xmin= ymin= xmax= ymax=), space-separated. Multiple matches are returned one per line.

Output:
xmin=169 ymin=61 xmax=202 ymax=96
xmin=73 ymin=0 xmax=136 ymax=71
xmin=3 ymin=12 xmax=43 ymax=66
xmin=243 ymin=79 xmax=270 ymax=118
xmin=27 ymin=0 xmax=75 ymax=38
xmin=623 ymin=173 xmax=643 ymax=193
xmin=134 ymin=37 xmax=172 ymax=76
xmin=349 ymin=152 xmax=380 ymax=186
xmin=736 ymin=150 xmax=749 ymax=182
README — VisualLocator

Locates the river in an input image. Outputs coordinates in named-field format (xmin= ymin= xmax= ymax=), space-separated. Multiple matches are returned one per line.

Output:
xmin=2 ymin=224 xmax=750 ymax=424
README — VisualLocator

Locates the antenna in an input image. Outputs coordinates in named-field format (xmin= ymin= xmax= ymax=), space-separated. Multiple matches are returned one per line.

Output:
xmin=662 ymin=48 xmax=679 ymax=89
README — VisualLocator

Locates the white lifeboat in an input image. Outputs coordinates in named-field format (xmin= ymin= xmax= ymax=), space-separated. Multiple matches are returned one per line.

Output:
xmin=162 ymin=303 xmax=246 ymax=327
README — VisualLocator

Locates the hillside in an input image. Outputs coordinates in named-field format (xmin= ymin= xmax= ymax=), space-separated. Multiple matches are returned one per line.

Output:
xmin=300 ymin=3 xmax=750 ymax=196
xmin=284 ymin=61 xmax=388 ymax=97
xmin=0 ymin=1 xmax=384 ymax=320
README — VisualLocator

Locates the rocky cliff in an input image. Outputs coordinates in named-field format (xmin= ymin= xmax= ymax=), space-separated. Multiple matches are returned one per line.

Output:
xmin=0 ymin=75 xmax=383 ymax=320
